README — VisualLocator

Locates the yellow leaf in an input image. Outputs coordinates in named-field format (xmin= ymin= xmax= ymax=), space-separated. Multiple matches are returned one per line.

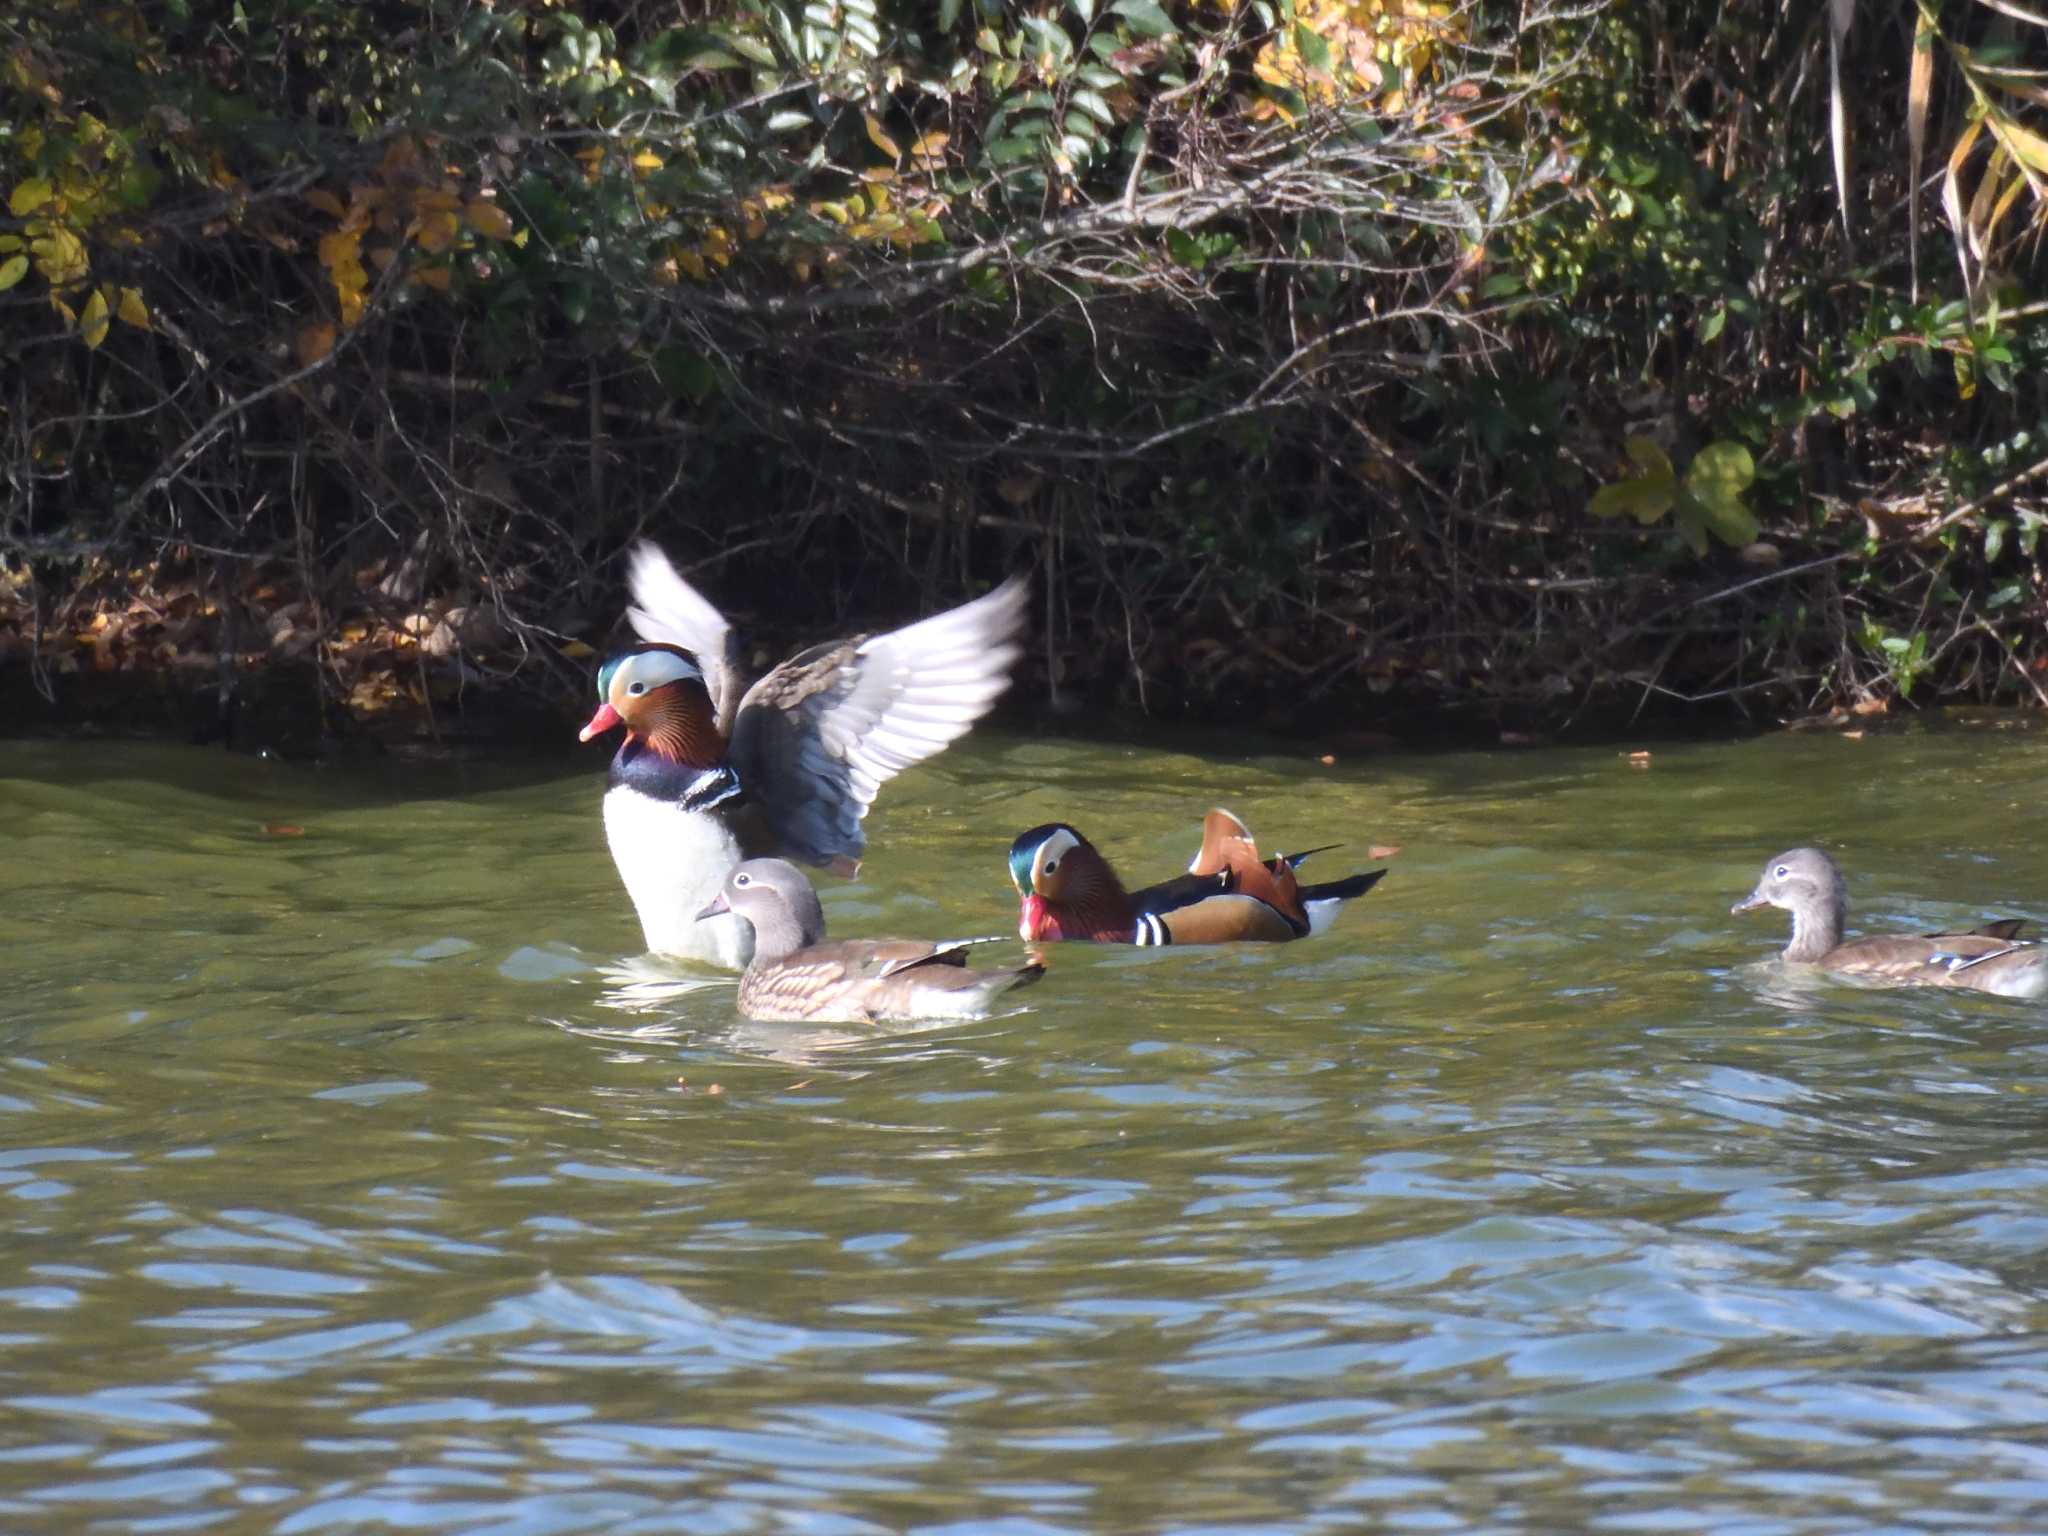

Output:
xmin=9 ymin=178 xmax=54 ymax=217
xmin=50 ymin=291 xmax=76 ymax=328
xmin=305 ymin=187 xmax=347 ymax=218
xmin=632 ymin=151 xmax=664 ymax=170
xmin=0 ymin=254 xmax=26 ymax=291
xmin=411 ymin=264 xmax=450 ymax=292
xmin=297 ymin=322 xmax=335 ymax=367
xmin=30 ymin=226 xmax=89 ymax=286
xmin=463 ymin=198 xmax=513 ymax=239
xmin=0 ymin=234 xmax=22 ymax=251
xmin=115 ymin=286 xmax=148 ymax=328
xmin=559 ymin=639 xmax=597 ymax=660
xmin=80 ymin=286 xmax=114 ymax=348
xmin=412 ymin=207 xmax=461 ymax=254
xmin=863 ymin=111 xmax=902 ymax=160
xmin=909 ymin=131 xmax=949 ymax=167
xmin=1990 ymin=115 xmax=2048 ymax=179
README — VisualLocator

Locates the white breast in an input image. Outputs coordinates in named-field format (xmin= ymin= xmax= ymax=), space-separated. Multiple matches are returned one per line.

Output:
xmin=602 ymin=786 xmax=752 ymax=968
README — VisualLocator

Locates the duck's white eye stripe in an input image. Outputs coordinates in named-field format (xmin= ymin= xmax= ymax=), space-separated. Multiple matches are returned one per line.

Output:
xmin=618 ymin=650 xmax=703 ymax=692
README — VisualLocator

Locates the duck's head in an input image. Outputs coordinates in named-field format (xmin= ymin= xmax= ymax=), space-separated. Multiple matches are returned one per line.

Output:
xmin=697 ymin=857 xmax=826 ymax=961
xmin=580 ymin=645 xmax=722 ymax=765
xmin=1732 ymin=846 xmax=1844 ymax=919
xmin=1009 ymin=823 xmax=1120 ymax=941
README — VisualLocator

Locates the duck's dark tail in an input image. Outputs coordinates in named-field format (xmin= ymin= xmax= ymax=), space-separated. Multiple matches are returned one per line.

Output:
xmin=1298 ymin=868 xmax=1387 ymax=935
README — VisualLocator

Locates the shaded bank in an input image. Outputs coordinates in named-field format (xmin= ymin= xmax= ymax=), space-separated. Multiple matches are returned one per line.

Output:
xmin=4 ymin=2 xmax=2047 ymax=734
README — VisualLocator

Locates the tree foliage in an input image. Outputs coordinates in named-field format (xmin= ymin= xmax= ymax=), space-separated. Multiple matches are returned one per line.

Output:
xmin=2 ymin=0 xmax=2046 ymax=734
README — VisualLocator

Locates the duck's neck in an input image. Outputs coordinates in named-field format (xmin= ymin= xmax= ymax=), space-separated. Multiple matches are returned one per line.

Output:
xmin=745 ymin=903 xmax=823 ymax=968
xmin=611 ymin=738 xmax=742 ymax=811
xmin=1784 ymin=895 xmax=1844 ymax=963
xmin=1044 ymin=878 xmax=1137 ymax=944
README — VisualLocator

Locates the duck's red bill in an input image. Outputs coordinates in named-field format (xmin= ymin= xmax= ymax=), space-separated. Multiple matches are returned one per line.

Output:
xmin=1020 ymin=894 xmax=1050 ymax=942
xmin=579 ymin=702 xmax=623 ymax=742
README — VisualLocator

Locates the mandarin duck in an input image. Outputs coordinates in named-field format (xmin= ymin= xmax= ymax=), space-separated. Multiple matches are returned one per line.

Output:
xmin=698 ymin=858 xmax=1046 ymax=1023
xmin=582 ymin=543 xmax=1029 ymax=967
xmin=1733 ymin=846 xmax=2046 ymax=998
xmin=1009 ymin=808 xmax=1385 ymax=945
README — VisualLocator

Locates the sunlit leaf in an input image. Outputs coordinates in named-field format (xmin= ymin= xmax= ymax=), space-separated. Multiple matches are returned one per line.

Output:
xmin=115 ymin=285 xmax=148 ymax=328
xmin=9 ymin=178 xmax=54 ymax=217
xmin=863 ymin=111 xmax=901 ymax=160
xmin=0 ymin=254 xmax=27 ymax=291
xmin=1110 ymin=0 xmax=1175 ymax=38
xmin=79 ymin=286 xmax=111 ymax=348
xmin=464 ymin=198 xmax=514 ymax=239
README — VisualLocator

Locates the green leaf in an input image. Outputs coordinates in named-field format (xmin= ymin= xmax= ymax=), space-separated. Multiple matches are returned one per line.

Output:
xmin=1985 ymin=518 xmax=2008 ymax=564
xmin=1684 ymin=487 xmax=1760 ymax=548
xmin=1110 ymin=0 xmax=1175 ymax=37
xmin=1686 ymin=441 xmax=1754 ymax=500
xmin=1069 ymin=88 xmax=1115 ymax=124
xmin=1589 ymin=479 xmax=1672 ymax=524
xmin=1699 ymin=306 xmax=1726 ymax=343
xmin=1165 ymin=227 xmax=1205 ymax=269
xmin=1623 ymin=434 xmax=1675 ymax=482
xmin=1294 ymin=22 xmax=1333 ymax=72
xmin=1588 ymin=436 xmax=1679 ymax=525
xmin=1671 ymin=508 xmax=1710 ymax=555
xmin=653 ymin=346 xmax=718 ymax=402
xmin=939 ymin=0 xmax=963 ymax=28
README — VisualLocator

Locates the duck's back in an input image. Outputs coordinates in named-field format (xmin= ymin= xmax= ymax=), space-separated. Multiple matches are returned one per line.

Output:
xmin=1824 ymin=932 xmax=2047 ymax=997
xmin=739 ymin=940 xmax=1039 ymax=1022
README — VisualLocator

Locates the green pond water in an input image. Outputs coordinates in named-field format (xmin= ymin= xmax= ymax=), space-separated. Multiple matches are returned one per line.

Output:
xmin=3 ymin=722 xmax=2048 ymax=1534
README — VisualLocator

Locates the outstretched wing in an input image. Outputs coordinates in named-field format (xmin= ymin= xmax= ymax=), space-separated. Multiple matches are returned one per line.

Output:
xmin=729 ymin=575 xmax=1030 ymax=868
xmin=624 ymin=541 xmax=747 ymax=731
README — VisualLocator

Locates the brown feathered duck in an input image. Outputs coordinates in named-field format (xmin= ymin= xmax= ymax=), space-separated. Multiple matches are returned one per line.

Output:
xmin=1009 ymin=808 xmax=1385 ymax=945
xmin=697 ymin=858 xmax=1046 ymax=1024
xmin=1732 ymin=846 xmax=2046 ymax=999
xmin=580 ymin=543 xmax=1029 ymax=968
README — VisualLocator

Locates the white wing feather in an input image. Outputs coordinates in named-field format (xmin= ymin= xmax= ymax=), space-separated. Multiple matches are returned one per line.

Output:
xmin=731 ymin=575 xmax=1030 ymax=866
xmin=624 ymin=541 xmax=744 ymax=729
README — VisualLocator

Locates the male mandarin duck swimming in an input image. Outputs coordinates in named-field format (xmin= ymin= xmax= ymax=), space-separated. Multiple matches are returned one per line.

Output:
xmin=582 ymin=542 xmax=1029 ymax=967
xmin=699 ymin=858 xmax=1045 ymax=1023
xmin=1733 ymin=846 xmax=2047 ymax=999
xmin=1009 ymin=808 xmax=1386 ymax=945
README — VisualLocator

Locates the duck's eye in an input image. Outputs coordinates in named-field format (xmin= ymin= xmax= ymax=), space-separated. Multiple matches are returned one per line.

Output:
xmin=627 ymin=681 xmax=648 ymax=697
xmin=734 ymin=872 xmax=751 ymax=887
xmin=1043 ymin=858 xmax=1058 ymax=875
xmin=1773 ymin=865 xmax=1789 ymax=879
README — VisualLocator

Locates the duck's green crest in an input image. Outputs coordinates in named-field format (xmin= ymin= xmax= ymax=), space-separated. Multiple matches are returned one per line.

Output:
xmin=594 ymin=656 xmax=624 ymax=701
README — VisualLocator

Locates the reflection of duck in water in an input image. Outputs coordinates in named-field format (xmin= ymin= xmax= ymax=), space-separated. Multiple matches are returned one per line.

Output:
xmin=580 ymin=542 xmax=1028 ymax=968
xmin=1733 ymin=847 xmax=2046 ymax=999
xmin=700 ymin=859 xmax=1044 ymax=1025
xmin=1010 ymin=809 xmax=1385 ymax=945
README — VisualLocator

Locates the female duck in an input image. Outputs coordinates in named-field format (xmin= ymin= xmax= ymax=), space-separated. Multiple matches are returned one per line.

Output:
xmin=1009 ymin=808 xmax=1385 ymax=945
xmin=1733 ymin=846 xmax=2045 ymax=998
xmin=582 ymin=543 xmax=1028 ymax=967
xmin=699 ymin=859 xmax=1045 ymax=1024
